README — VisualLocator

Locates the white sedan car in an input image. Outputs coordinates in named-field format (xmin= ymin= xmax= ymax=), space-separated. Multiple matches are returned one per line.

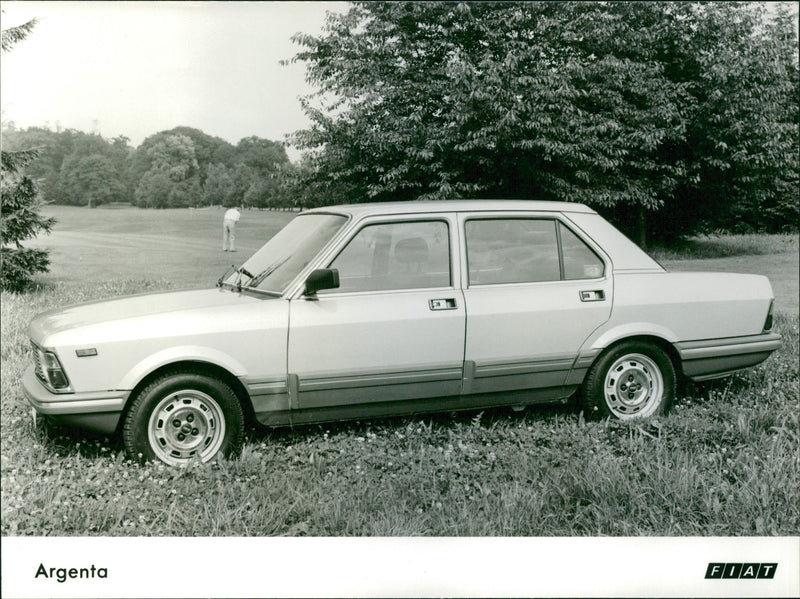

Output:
xmin=24 ymin=201 xmax=781 ymax=465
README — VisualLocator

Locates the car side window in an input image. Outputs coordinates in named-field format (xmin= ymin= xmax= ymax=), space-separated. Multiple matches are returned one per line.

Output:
xmin=465 ymin=218 xmax=604 ymax=285
xmin=559 ymin=222 xmax=605 ymax=279
xmin=465 ymin=219 xmax=560 ymax=285
xmin=324 ymin=220 xmax=451 ymax=293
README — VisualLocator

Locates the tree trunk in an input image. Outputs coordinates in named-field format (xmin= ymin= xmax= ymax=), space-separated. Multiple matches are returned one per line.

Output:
xmin=636 ymin=207 xmax=647 ymax=249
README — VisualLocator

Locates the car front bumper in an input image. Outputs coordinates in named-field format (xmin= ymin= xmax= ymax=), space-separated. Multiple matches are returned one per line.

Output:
xmin=676 ymin=332 xmax=783 ymax=381
xmin=23 ymin=366 xmax=129 ymax=434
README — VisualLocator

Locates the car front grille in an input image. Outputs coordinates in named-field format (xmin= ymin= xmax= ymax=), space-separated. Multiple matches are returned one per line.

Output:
xmin=31 ymin=342 xmax=45 ymax=383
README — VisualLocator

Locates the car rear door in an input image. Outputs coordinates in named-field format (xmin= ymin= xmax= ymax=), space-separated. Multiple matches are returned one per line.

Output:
xmin=287 ymin=214 xmax=466 ymax=410
xmin=459 ymin=212 xmax=613 ymax=395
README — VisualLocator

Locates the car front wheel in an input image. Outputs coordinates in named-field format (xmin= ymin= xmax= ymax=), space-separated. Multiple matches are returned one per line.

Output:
xmin=122 ymin=371 xmax=244 ymax=465
xmin=583 ymin=341 xmax=675 ymax=419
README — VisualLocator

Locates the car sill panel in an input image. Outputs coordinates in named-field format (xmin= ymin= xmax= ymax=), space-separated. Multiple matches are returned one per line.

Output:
xmin=255 ymin=385 xmax=578 ymax=427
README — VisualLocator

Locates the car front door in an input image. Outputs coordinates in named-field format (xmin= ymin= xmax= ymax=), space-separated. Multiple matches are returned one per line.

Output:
xmin=459 ymin=213 xmax=613 ymax=396
xmin=287 ymin=215 xmax=465 ymax=411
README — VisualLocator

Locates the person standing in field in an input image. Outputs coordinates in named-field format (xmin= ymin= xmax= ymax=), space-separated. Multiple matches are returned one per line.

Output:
xmin=223 ymin=205 xmax=241 ymax=252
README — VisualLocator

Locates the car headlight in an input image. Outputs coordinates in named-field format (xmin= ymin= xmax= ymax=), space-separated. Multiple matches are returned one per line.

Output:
xmin=32 ymin=343 xmax=71 ymax=392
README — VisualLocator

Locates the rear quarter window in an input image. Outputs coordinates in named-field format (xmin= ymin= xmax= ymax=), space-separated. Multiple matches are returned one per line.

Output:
xmin=559 ymin=222 xmax=605 ymax=279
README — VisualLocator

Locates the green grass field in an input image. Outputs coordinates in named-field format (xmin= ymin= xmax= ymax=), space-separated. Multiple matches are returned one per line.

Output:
xmin=2 ymin=206 xmax=798 ymax=536
xmin=23 ymin=205 xmax=297 ymax=288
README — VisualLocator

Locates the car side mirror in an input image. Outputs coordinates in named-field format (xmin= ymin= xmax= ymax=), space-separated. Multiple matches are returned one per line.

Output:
xmin=304 ymin=268 xmax=339 ymax=296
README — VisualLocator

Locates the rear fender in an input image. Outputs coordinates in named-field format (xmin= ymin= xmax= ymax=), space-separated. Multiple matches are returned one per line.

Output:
xmin=586 ymin=322 xmax=679 ymax=353
xmin=565 ymin=323 xmax=679 ymax=386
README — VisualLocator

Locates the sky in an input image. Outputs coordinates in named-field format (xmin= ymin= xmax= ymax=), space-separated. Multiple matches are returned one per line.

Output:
xmin=1 ymin=1 xmax=348 ymax=160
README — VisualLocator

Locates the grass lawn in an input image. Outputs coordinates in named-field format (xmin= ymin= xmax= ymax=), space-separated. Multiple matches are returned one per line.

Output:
xmin=24 ymin=205 xmax=297 ymax=288
xmin=655 ymin=233 xmax=798 ymax=317
xmin=2 ymin=206 xmax=798 ymax=536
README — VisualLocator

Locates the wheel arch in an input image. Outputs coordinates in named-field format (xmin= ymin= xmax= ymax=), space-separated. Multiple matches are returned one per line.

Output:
xmin=117 ymin=360 xmax=256 ymax=433
xmin=583 ymin=321 xmax=683 ymax=378
xmin=581 ymin=334 xmax=679 ymax=419
xmin=594 ymin=334 xmax=682 ymax=376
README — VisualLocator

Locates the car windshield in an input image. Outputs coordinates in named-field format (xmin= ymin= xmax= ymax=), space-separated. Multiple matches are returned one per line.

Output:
xmin=225 ymin=213 xmax=348 ymax=294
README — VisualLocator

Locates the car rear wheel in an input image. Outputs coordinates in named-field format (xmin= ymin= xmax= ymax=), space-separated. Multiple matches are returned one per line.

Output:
xmin=583 ymin=341 xmax=675 ymax=419
xmin=122 ymin=371 xmax=244 ymax=465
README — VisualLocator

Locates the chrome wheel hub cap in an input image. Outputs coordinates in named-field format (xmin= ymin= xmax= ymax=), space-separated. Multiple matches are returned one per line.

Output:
xmin=148 ymin=390 xmax=225 ymax=465
xmin=603 ymin=353 xmax=663 ymax=418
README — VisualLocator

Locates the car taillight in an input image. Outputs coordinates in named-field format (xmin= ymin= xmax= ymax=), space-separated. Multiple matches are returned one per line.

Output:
xmin=32 ymin=344 xmax=71 ymax=391
xmin=764 ymin=301 xmax=774 ymax=332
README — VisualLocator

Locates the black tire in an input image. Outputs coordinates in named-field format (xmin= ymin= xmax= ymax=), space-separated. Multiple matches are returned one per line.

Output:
xmin=122 ymin=371 xmax=244 ymax=465
xmin=583 ymin=340 xmax=675 ymax=420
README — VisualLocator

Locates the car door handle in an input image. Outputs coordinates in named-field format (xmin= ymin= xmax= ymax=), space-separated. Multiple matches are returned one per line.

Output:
xmin=580 ymin=290 xmax=605 ymax=302
xmin=429 ymin=298 xmax=457 ymax=310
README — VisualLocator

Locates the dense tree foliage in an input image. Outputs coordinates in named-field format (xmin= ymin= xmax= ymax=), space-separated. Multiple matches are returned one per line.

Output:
xmin=290 ymin=1 xmax=799 ymax=244
xmin=1 ymin=17 xmax=55 ymax=291
xmin=2 ymin=126 xmax=132 ymax=208
xmin=133 ymin=134 xmax=201 ymax=208
xmin=2 ymin=124 xmax=292 ymax=209
xmin=129 ymin=127 xmax=232 ymax=193
xmin=202 ymin=163 xmax=237 ymax=207
xmin=1 ymin=149 xmax=56 ymax=291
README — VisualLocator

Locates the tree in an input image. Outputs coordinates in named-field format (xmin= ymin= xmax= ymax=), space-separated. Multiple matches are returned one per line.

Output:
xmin=230 ymin=163 xmax=258 ymax=206
xmin=680 ymin=3 xmax=799 ymax=235
xmin=127 ymin=129 xmax=289 ymax=209
xmin=162 ymin=126 xmax=236 ymax=184
xmin=61 ymin=154 xmax=127 ymax=207
xmin=231 ymin=137 xmax=290 ymax=208
xmin=235 ymin=136 xmax=289 ymax=175
xmin=202 ymin=163 xmax=236 ymax=206
xmin=133 ymin=134 xmax=201 ymax=208
xmin=133 ymin=169 xmax=171 ymax=209
xmin=3 ymin=127 xmax=135 ymax=205
xmin=130 ymin=127 xmax=235 ymax=189
xmin=1 ymin=15 xmax=36 ymax=52
xmin=108 ymin=135 xmax=136 ymax=203
xmin=291 ymin=2 xmax=798 ymax=245
xmin=1 ymin=17 xmax=55 ymax=291
xmin=243 ymin=176 xmax=282 ymax=209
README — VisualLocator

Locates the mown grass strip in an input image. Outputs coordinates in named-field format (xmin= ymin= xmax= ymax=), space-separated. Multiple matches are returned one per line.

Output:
xmin=649 ymin=233 xmax=798 ymax=261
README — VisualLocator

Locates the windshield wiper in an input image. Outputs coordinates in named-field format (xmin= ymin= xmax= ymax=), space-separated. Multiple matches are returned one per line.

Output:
xmin=216 ymin=265 xmax=234 ymax=287
xmin=247 ymin=256 xmax=290 ymax=289
xmin=217 ymin=265 xmax=254 ymax=291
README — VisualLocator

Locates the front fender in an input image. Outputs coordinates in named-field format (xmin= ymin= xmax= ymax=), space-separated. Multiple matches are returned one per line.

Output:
xmin=118 ymin=345 xmax=249 ymax=390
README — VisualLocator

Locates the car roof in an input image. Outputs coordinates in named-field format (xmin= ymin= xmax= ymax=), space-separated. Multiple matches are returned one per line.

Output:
xmin=302 ymin=199 xmax=596 ymax=217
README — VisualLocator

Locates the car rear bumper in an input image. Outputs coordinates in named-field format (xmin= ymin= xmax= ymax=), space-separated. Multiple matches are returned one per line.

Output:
xmin=22 ymin=366 xmax=128 ymax=434
xmin=676 ymin=332 xmax=782 ymax=381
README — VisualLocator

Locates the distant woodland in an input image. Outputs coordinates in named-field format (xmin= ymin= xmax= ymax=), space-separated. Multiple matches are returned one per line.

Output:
xmin=1 ymin=125 xmax=304 ymax=209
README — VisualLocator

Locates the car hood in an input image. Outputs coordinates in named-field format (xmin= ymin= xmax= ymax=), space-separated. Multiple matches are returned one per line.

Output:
xmin=29 ymin=288 xmax=273 ymax=344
